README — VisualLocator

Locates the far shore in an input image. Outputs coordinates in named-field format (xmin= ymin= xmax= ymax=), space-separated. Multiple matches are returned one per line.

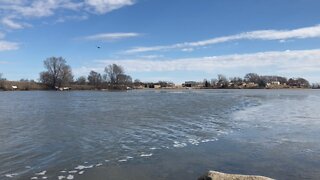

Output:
xmin=0 ymin=80 xmax=318 ymax=92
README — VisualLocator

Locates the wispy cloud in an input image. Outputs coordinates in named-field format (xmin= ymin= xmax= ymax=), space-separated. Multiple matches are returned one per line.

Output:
xmin=1 ymin=16 xmax=31 ymax=29
xmin=83 ymin=32 xmax=141 ymax=41
xmin=0 ymin=32 xmax=19 ymax=51
xmin=85 ymin=0 xmax=135 ymax=14
xmin=0 ymin=0 xmax=136 ymax=50
xmin=74 ymin=49 xmax=320 ymax=80
xmin=125 ymin=24 xmax=320 ymax=53
xmin=0 ymin=40 xmax=19 ymax=51
xmin=55 ymin=15 xmax=89 ymax=23
xmin=0 ymin=0 xmax=136 ymax=29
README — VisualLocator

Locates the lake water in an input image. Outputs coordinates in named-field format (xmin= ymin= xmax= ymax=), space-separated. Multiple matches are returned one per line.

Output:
xmin=0 ymin=90 xmax=320 ymax=179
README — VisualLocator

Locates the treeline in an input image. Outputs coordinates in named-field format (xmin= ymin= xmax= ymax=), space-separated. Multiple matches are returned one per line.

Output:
xmin=199 ymin=73 xmax=313 ymax=89
xmin=0 ymin=56 xmax=133 ymax=91
xmin=1 ymin=57 xmax=320 ymax=90
xmin=39 ymin=57 xmax=132 ymax=90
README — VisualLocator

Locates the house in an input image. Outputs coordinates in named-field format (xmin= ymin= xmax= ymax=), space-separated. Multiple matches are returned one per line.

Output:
xmin=245 ymin=82 xmax=259 ymax=88
xmin=154 ymin=85 xmax=161 ymax=89
xmin=183 ymin=81 xmax=197 ymax=87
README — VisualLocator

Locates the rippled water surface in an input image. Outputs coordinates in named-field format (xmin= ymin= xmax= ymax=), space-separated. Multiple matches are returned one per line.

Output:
xmin=0 ymin=90 xmax=320 ymax=179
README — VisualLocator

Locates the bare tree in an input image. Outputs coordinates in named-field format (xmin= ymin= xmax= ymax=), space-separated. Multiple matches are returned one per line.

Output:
xmin=0 ymin=73 xmax=5 ymax=89
xmin=211 ymin=78 xmax=218 ymax=87
xmin=117 ymin=74 xmax=132 ymax=85
xmin=76 ymin=76 xmax=87 ymax=85
xmin=88 ymin=71 xmax=102 ymax=87
xmin=203 ymin=79 xmax=210 ymax=87
xmin=104 ymin=64 xmax=124 ymax=84
xmin=39 ymin=57 xmax=73 ymax=88
xmin=217 ymin=74 xmax=228 ymax=88
xmin=244 ymin=73 xmax=260 ymax=83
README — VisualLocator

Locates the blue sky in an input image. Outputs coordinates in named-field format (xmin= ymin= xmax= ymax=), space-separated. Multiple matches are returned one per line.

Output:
xmin=1 ymin=0 xmax=320 ymax=83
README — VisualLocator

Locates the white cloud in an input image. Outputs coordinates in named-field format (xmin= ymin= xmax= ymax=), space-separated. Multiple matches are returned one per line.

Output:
xmin=74 ymin=49 xmax=320 ymax=81
xmin=83 ymin=32 xmax=140 ymax=41
xmin=0 ymin=41 xmax=19 ymax=51
xmin=55 ymin=15 xmax=89 ymax=23
xmin=0 ymin=0 xmax=135 ymax=29
xmin=125 ymin=24 xmax=320 ymax=53
xmin=84 ymin=0 xmax=135 ymax=14
xmin=1 ymin=17 xmax=29 ymax=29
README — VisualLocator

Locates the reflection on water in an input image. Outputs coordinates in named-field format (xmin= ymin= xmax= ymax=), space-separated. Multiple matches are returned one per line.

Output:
xmin=0 ymin=90 xmax=319 ymax=179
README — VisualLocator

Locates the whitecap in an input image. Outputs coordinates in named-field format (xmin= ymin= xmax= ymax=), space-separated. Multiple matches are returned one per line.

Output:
xmin=78 ymin=171 xmax=84 ymax=175
xmin=30 ymin=177 xmax=38 ymax=180
xmin=42 ymin=177 xmax=47 ymax=179
xmin=201 ymin=138 xmax=218 ymax=143
xmin=74 ymin=165 xmax=93 ymax=170
xmin=118 ymin=159 xmax=127 ymax=162
xmin=58 ymin=176 xmax=65 ymax=180
xmin=35 ymin=171 xmax=47 ymax=176
xmin=201 ymin=139 xmax=211 ymax=143
xmin=95 ymin=163 xmax=103 ymax=167
xmin=68 ymin=170 xmax=77 ymax=174
xmin=173 ymin=141 xmax=187 ymax=148
xmin=188 ymin=139 xmax=200 ymax=145
xmin=140 ymin=153 xmax=153 ymax=157
xmin=5 ymin=173 xmax=18 ymax=178
xmin=66 ymin=175 xmax=74 ymax=180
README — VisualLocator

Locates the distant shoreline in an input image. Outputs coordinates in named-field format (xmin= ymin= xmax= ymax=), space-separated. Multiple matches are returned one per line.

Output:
xmin=0 ymin=80 xmax=318 ymax=91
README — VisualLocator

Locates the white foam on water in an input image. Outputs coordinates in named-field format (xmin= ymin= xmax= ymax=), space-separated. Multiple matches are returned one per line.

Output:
xmin=126 ymin=156 xmax=133 ymax=159
xmin=78 ymin=171 xmax=84 ymax=175
xmin=173 ymin=141 xmax=187 ymax=148
xmin=42 ymin=177 xmax=47 ymax=179
xmin=201 ymin=138 xmax=218 ymax=143
xmin=35 ymin=171 xmax=46 ymax=176
xmin=95 ymin=163 xmax=103 ymax=167
xmin=30 ymin=177 xmax=38 ymax=180
xmin=74 ymin=165 xmax=93 ymax=170
xmin=161 ymin=145 xmax=170 ymax=149
xmin=140 ymin=153 xmax=153 ymax=157
xmin=60 ymin=170 xmax=67 ymax=173
xmin=5 ymin=173 xmax=18 ymax=178
xmin=118 ymin=159 xmax=127 ymax=162
xmin=68 ymin=170 xmax=77 ymax=174
xmin=25 ymin=166 xmax=32 ymax=169
xmin=58 ymin=176 xmax=65 ymax=180
xmin=66 ymin=175 xmax=74 ymax=180
xmin=149 ymin=147 xmax=159 ymax=150
xmin=188 ymin=139 xmax=200 ymax=145
xmin=105 ymin=160 xmax=110 ymax=162
xmin=302 ymin=149 xmax=314 ymax=153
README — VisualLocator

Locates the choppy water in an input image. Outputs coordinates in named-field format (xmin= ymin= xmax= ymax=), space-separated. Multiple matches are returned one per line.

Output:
xmin=0 ymin=90 xmax=319 ymax=179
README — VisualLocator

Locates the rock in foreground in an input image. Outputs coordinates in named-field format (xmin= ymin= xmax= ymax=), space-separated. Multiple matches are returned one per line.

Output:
xmin=198 ymin=171 xmax=274 ymax=180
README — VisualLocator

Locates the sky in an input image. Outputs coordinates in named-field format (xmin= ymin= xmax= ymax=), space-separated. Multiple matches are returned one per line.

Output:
xmin=1 ymin=0 xmax=320 ymax=84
